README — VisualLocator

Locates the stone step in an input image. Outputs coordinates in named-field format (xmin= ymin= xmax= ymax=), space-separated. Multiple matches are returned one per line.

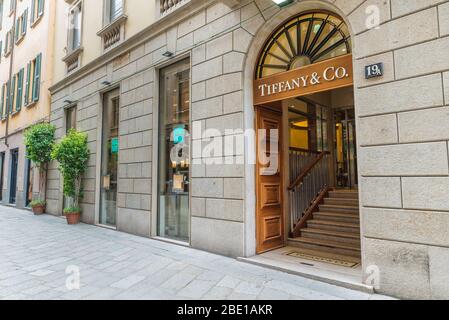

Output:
xmin=283 ymin=247 xmax=361 ymax=264
xmin=313 ymin=211 xmax=360 ymax=223
xmin=288 ymin=237 xmax=361 ymax=258
xmin=301 ymin=228 xmax=361 ymax=245
xmin=307 ymin=219 xmax=360 ymax=234
xmin=329 ymin=191 xmax=359 ymax=199
xmin=323 ymin=198 xmax=359 ymax=206
xmin=319 ymin=204 xmax=359 ymax=214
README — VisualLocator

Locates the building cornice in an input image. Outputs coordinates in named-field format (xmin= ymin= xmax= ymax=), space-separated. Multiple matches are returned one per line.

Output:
xmin=50 ymin=0 xmax=241 ymax=94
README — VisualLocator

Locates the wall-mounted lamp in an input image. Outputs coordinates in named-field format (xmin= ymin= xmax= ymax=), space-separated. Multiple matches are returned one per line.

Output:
xmin=63 ymin=99 xmax=73 ymax=105
xmin=102 ymin=81 xmax=111 ymax=86
xmin=162 ymin=51 xmax=174 ymax=58
xmin=271 ymin=0 xmax=293 ymax=7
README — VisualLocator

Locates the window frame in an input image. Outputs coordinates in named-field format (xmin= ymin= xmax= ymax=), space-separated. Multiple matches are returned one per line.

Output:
xmin=30 ymin=0 xmax=45 ymax=27
xmin=67 ymin=0 xmax=83 ymax=53
xmin=103 ymin=0 xmax=124 ymax=26
xmin=0 ymin=0 xmax=4 ymax=30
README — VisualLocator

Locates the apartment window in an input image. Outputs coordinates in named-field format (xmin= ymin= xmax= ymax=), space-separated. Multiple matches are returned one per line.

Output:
xmin=68 ymin=1 xmax=82 ymax=52
xmin=24 ymin=53 xmax=42 ymax=106
xmin=31 ymin=0 xmax=44 ymax=25
xmin=6 ymin=70 xmax=24 ymax=115
xmin=9 ymin=0 xmax=16 ymax=14
xmin=0 ymin=0 xmax=3 ymax=29
xmin=4 ymin=28 xmax=11 ymax=56
xmin=98 ymin=0 xmax=126 ymax=51
xmin=0 ymin=83 xmax=5 ymax=119
xmin=15 ymin=68 xmax=24 ymax=112
xmin=105 ymin=0 xmax=123 ymax=25
xmin=15 ymin=9 xmax=28 ymax=43
xmin=65 ymin=105 xmax=77 ymax=133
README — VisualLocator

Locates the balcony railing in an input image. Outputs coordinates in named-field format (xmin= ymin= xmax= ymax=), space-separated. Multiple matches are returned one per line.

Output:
xmin=159 ymin=0 xmax=190 ymax=18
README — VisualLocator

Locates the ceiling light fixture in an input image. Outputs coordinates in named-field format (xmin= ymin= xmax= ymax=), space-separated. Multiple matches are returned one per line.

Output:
xmin=271 ymin=0 xmax=293 ymax=7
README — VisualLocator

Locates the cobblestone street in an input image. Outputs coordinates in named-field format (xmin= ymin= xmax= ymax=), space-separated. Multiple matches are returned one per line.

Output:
xmin=0 ymin=207 xmax=393 ymax=300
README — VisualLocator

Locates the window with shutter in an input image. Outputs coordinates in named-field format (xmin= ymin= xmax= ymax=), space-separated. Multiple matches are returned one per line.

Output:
xmin=0 ymin=0 xmax=3 ymax=29
xmin=14 ymin=18 xmax=19 ymax=42
xmin=31 ymin=0 xmax=35 ymax=23
xmin=9 ymin=77 xmax=15 ymax=114
xmin=32 ymin=54 xmax=42 ymax=102
xmin=16 ymin=69 xmax=23 ymax=111
xmin=5 ymin=82 xmax=9 ymax=114
xmin=22 ymin=10 xmax=28 ymax=35
xmin=38 ymin=0 xmax=44 ymax=16
xmin=0 ymin=84 xmax=4 ymax=118
xmin=25 ymin=62 xmax=31 ymax=105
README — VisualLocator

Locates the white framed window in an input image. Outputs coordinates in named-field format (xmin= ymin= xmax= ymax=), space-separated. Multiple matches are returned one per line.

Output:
xmin=0 ymin=0 xmax=4 ymax=30
xmin=31 ymin=0 xmax=45 ymax=26
xmin=15 ymin=9 xmax=28 ymax=44
xmin=68 ymin=1 xmax=82 ymax=52
xmin=24 ymin=53 xmax=42 ymax=106
xmin=3 ymin=28 xmax=12 ymax=56
xmin=9 ymin=0 xmax=16 ymax=15
xmin=104 ymin=0 xmax=124 ymax=26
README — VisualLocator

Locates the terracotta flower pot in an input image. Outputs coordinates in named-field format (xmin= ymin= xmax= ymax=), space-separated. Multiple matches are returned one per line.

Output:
xmin=66 ymin=212 xmax=81 ymax=225
xmin=32 ymin=205 xmax=46 ymax=215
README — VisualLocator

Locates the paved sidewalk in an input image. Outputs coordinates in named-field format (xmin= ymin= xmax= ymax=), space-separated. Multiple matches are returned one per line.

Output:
xmin=0 ymin=206 xmax=393 ymax=300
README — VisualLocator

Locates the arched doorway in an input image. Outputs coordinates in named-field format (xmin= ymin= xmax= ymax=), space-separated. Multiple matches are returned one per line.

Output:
xmin=253 ymin=11 xmax=360 ymax=269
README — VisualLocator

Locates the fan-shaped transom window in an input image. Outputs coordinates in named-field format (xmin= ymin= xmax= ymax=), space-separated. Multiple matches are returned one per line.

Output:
xmin=256 ymin=12 xmax=351 ymax=79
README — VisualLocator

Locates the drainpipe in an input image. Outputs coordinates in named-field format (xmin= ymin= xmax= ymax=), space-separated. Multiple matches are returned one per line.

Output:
xmin=4 ymin=6 xmax=18 ymax=147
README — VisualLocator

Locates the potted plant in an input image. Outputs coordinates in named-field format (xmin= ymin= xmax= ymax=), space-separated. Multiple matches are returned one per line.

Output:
xmin=24 ymin=123 xmax=56 ymax=215
xmin=52 ymin=130 xmax=90 ymax=225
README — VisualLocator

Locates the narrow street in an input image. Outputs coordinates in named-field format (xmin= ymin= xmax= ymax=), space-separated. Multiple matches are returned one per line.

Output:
xmin=0 ymin=207 xmax=392 ymax=300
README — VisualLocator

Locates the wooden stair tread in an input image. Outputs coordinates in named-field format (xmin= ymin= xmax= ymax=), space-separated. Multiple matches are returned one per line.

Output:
xmin=302 ymin=228 xmax=360 ymax=239
xmin=308 ymin=219 xmax=360 ymax=228
xmin=284 ymin=247 xmax=361 ymax=264
xmin=290 ymin=237 xmax=361 ymax=251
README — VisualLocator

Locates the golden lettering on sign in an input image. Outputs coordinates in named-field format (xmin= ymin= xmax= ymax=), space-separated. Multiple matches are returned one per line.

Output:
xmin=254 ymin=54 xmax=354 ymax=105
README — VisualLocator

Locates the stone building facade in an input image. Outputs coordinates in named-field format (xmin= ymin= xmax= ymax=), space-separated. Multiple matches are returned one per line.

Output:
xmin=0 ymin=0 xmax=55 ymax=209
xmin=47 ymin=0 xmax=449 ymax=299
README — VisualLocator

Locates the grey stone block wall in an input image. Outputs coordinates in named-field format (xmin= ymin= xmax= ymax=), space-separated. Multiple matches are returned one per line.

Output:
xmin=346 ymin=0 xmax=449 ymax=299
xmin=47 ymin=0 xmax=449 ymax=299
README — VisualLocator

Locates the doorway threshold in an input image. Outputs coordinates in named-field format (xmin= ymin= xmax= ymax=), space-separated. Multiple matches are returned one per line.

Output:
xmin=238 ymin=246 xmax=373 ymax=294
xmin=152 ymin=236 xmax=190 ymax=248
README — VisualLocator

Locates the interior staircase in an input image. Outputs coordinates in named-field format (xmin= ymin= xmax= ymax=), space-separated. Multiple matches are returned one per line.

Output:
xmin=288 ymin=189 xmax=361 ymax=261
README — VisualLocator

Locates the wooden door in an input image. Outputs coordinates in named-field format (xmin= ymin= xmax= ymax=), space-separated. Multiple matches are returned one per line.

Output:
xmin=256 ymin=106 xmax=285 ymax=253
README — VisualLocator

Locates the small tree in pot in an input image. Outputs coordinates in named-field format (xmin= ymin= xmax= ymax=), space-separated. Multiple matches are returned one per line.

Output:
xmin=24 ymin=123 xmax=56 ymax=215
xmin=52 ymin=130 xmax=90 ymax=225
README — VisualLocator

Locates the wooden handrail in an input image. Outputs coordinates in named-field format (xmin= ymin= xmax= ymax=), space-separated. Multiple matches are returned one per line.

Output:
xmin=291 ymin=187 xmax=331 ymax=238
xmin=288 ymin=151 xmax=330 ymax=191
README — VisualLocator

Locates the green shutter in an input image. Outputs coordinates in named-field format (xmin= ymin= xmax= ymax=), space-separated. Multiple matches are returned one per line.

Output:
xmin=25 ymin=62 xmax=30 ymax=105
xmin=5 ymin=81 xmax=9 ymax=114
xmin=38 ymin=0 xmax=44 ymax=16
xmin=31 ymin=0 xmax=35 ymax=23
xmin=14 ymin=18 xmax=19 ymax=42
xmin=32 ymin=54 xmax=42 ymax=102
xmin=9 ymin=77 xmax=15 ymax=113
xmin=4 ymin=32 xmax=8 ymax=54
xmin=22 ymin=10 xmax=27 ymax=35
xmin=16 ymin=69 xmax=23 ymax=111
xmin=0 ymin=85 xmax=4 ymax=118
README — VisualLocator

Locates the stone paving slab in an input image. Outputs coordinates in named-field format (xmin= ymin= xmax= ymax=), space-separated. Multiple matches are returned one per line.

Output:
xmin=0 ymin=206 xmax=395 ymax=300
